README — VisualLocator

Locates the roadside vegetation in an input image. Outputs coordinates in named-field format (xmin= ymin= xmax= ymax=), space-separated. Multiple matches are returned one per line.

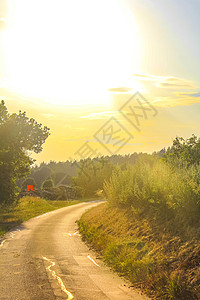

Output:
xmin=0 ymin=101 xmax=154 ymax=202
xmin=78 ymin=135 xmax=200 ymax=299
xmin=0 ymin=100 xmax=50 ymax=205
xmin=0 ymin=196 xmax=96 ymax=237
xmin=1 ymin=101 xmax=200 ymax=298
xmin=0 ymin=102 xmax=98 ymax=238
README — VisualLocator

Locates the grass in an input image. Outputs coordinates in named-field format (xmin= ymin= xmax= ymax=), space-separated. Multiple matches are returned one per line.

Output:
xmin=87 ymin=156 xmax=200 ymax=298
xmin=0 ymin=196 xmax=96 ymax=237
xmin=103 ymin=159 xmax=200 ymax=223
xmin=78 ymin=203 xmax=200 ymax=299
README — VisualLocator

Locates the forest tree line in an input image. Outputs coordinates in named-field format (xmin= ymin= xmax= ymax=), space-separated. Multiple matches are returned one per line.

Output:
xmin=1 ymin=100 xmax=200 ymax=206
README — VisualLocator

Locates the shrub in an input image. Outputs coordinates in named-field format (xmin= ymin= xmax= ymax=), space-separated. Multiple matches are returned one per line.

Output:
xmin=104 ymin=157 xmax=200 ymax=222
xmin=42 ymin=179 xmax=54 ymax=189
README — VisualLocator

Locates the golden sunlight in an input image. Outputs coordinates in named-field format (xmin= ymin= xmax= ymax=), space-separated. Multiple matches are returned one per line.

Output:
xmin=2 ymin=0 xmax=141 ymax=105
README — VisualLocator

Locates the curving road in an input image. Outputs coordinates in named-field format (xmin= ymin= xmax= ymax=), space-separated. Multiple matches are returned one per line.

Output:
xmin=0 ymin=201 xmax=148 ymax=300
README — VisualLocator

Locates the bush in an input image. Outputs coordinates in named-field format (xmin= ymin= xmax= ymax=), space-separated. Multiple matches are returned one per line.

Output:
xmin=42 ymin=179 xmax=54 ymax=189
xmin=104 ymin=157 xmax=200 ymax=222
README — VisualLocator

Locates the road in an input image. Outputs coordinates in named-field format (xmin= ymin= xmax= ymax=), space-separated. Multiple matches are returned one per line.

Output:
xmin=0 ymin=200 xmax=148 ymax=300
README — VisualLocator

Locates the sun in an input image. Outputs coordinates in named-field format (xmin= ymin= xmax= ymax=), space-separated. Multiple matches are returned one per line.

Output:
xmin=3 ymin=0 xmax=141 ymax=105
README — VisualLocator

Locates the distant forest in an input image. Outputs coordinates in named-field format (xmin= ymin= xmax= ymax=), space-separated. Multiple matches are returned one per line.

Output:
xmin=17 ymin=151 xmax=164 ymax=191
xmin=18 ymin=134 xmax=200 ymax=199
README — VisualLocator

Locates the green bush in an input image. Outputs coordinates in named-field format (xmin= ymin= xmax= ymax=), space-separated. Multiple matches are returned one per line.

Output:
xmin=104 ymin=157 xmax=200 ymax=222
xmin=42 ymin=179 xmax=54 ymax=189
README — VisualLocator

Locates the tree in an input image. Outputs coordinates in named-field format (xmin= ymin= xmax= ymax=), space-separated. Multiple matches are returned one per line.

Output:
xmin=0 ymin=100 xmax=50 ymax=204
xmin=32 ymin=166 xmax=52 ymax=188
xmin=72 ymin=158 xmax=114 ymax=197
xmin=42 ymin=179 xmax=54 ymax=189
xmin=51 ymin=172 xmax=71 ymax=186
xmin=163 ymin=135 xmax=200 ymax=166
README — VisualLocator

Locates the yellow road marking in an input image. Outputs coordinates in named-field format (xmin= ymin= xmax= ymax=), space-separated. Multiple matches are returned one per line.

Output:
xmin=42 ymin=256 xmax=73 ymax=300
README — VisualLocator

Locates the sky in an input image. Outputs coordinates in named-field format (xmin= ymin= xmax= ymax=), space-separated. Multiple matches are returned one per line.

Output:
xmin=0 ymin=0 xmax=199 ymax=163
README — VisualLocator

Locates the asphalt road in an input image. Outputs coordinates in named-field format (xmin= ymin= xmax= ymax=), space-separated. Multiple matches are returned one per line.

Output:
xmin=0 ymin=200 xmax=149 ymax=300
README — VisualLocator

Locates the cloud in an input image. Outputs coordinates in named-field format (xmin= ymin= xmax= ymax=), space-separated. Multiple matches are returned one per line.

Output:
xmin=108 ymin=87 xmax=133 ymax=93
xmin=179 ymin=92 xmax=200 ymax=98
xmin=133 ymin=73 xmax=197 ymax=89
xmin=151 ymin=95 xmax=200 ymax=107
xmin=156 ymin=77 xmax=196 ymax=89
xmin=133 ymin=74 xmax=158 ymax=81
xmin=80 ymin=111 xmax=120 ymax=120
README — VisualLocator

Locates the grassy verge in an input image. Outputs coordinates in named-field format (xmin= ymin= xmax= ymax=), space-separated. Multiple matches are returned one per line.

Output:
xmin=0 ymin=196 xmax=96 ymax=237
xmin=78 ymin=203 xmax=200 ymax=299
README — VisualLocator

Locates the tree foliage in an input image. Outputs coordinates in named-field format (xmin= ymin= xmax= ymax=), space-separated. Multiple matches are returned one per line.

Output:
xmin=0 ymin=100 xmax=50 ymax=204
xmin=163 ymin=135 xmax=200 ymax=166
xmin=72 ymin=158 xmax=114 ymax=197
xmin=32 ymin=166 xmax=52 ymax=188
xmin=19 ymin=153 xmax=147 ymax=192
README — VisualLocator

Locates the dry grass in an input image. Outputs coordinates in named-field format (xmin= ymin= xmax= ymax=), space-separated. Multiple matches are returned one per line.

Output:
xmin=78 ymin=203 xmax=200 ymax=299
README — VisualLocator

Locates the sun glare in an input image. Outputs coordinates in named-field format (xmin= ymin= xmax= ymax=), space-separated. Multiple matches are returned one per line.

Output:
xmin=3 ymin=0 xmax=141 ymax=105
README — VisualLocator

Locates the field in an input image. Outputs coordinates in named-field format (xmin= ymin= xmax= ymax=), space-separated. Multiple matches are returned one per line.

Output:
xmin=0 ymin=196 xmax=95 ymax=237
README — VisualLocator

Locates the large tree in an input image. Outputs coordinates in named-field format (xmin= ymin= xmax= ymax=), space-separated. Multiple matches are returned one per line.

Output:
xmin=0 ymin=100 xmax=50 ymax=204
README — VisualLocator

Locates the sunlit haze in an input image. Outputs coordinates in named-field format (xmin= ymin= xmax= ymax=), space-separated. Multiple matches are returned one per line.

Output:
xmin=0 ymin=0 xmax=200 ymax=162
xmin=2 ymin=0 xmax=141 ymax=105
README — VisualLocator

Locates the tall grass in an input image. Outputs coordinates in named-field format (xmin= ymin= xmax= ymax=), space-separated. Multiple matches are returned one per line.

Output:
xmin=79 ymin=157 xmax=200 ymax=298
xmin=103 ymin=157 xmax=200 ymax=223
